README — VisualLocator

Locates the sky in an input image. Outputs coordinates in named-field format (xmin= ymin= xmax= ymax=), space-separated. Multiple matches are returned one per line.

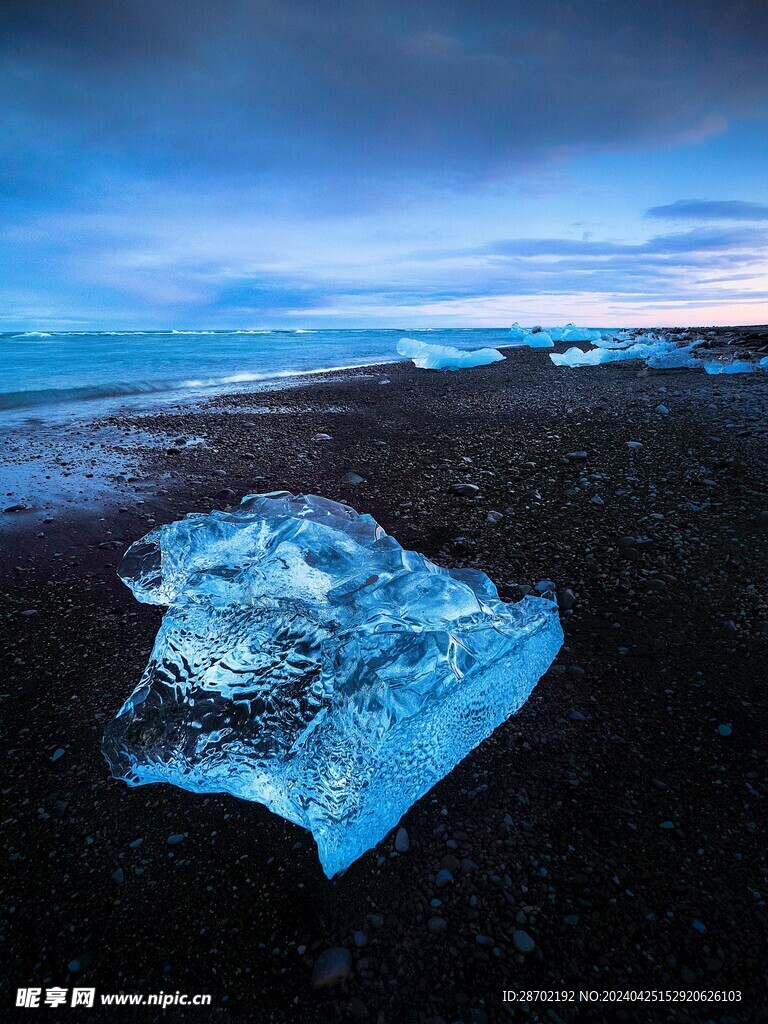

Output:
xmin=2 ymin=0 xmax=768 ymax=329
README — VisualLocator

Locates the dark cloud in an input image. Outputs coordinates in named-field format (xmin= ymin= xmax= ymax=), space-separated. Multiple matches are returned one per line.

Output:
xmin=646 ymin=200 xmax=768 ymax=221
xmin=2 ymin=0 xmax=768 ymax=193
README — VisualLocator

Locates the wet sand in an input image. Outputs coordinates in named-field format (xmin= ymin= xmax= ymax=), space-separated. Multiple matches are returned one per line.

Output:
xmin=1 ymin=340 xmax=767 ymax=1022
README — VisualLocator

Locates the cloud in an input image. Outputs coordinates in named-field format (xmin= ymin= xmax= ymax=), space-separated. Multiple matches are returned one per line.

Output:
xmin=434 ymin=226 xmax=768 ymax=260
xmin=646 ymin=200 xmax=768 ymax=221
xmin=2 ymin=0 xmax=768 ymax=196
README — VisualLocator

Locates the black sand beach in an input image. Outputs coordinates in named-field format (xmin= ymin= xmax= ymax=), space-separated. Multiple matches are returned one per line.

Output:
xmin=1 ymin=340 xmax=767 ymax=1023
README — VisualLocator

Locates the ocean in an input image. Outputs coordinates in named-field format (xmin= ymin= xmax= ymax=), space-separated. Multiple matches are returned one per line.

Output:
xmin=0 ymin=327 xmax=517 ymax=425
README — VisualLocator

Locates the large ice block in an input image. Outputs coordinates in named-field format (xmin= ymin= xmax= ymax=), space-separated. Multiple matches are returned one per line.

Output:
xmin=103 ymin=492 xmax=563 ymax=876
xmin=397 ymin=337 xmax=504 ymax=370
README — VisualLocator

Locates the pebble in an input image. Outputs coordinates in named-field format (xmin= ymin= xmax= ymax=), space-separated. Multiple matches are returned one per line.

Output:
xmin=394 ymin=827 xmax=410 ymax=853
xmin=512 ymin=929 xmax=535 ymax=954
xmin=167 ymin=833 xmax=185 ymax=845
xmin=656 ymin=403 xmax=670 ymax=414
xmin=311 ymin=947 xmax=352 ymax=988
xmin=626 ymin=441 xmax=643 ymax=449
xmin=342 ymin=472 xmax=365 ymax=485
xmin=717 ymin=724 xmax=732 ymax=736
xmin=449 ymin=483 xmax=480 ymax=497
xmin=435 ymin=869 xmax=454 ymax=888
xmin=566 ymin=451 xmax=588 ymax=461
xmin=427 ymin=916 xmax=447 ymax=934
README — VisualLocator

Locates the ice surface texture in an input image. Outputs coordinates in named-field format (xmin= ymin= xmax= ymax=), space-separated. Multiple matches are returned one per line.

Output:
xmin=397 ymin=337 xmax=504 ymax=370
xmin=103 ymin=492 xmax=563 ymax=877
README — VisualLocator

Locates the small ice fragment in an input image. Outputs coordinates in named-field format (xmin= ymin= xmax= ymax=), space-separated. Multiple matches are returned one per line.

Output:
xmin=103 ymin=492 xmax=563 ymax=877
xmin=397 ymin=337 xmax=503 ymax=370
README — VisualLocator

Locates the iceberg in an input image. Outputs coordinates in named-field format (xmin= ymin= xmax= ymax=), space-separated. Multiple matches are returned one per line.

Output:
xmin=103 ymin=492 xmax=563 ymax=877
xmin=397 ymin=337 xmax=504 ymax=370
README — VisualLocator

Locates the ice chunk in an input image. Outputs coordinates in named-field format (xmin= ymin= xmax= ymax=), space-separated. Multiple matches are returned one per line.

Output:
xmin=550 ymin=345 xmax=620 ymax=367
xmin=506 ymin=323 xmax=553 ymax=347
xmin=524 ymin=330 xmax=554 ymax=348
xmin=703 ymin=356 xmax=768 ymax=375
xmin=561 ymin=326 xmax=602 ymax=343
xmin=507 ymin=321 xmax=529 ymax=343
xmin=103 ymin=492 xmax=563 ymax=877
xmin=551 ymin=336 xmax=701 ymax=370
xmin=397 ymin=337 xmax=503 ymax=370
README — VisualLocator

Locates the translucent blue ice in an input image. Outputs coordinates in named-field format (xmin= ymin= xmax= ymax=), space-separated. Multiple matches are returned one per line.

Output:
xmin=703 ymin=355 xmax=768 ymax=374
xmin=103 ymin=492 xmax=563 ymax=876
xmin=397 ymin=337 xmax=504 ymax=369
xmin=550 ymin=336 xmax=701 ymax=369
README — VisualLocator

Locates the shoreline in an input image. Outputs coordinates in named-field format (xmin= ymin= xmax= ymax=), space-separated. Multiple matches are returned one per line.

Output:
xmin=1 ymin=342 xmax=767 ymax=1020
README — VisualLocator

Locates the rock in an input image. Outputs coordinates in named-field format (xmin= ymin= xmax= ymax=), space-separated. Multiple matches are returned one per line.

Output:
xmin=656 ymin=404 xmax=670 ymax=415
xmin=756 ymin=511 xmax=768 ymax=531
xmin=342 ymin=472 xmax=365 ymax=486
xmin=557 ymin=587 xmax=576 ymax=611
xmin=111 ymin=867 xmax=124 ymax=885
xmin=512 ymin=929 xmax=535 ymax=954
xmin=311 ymin=947 xmax=352 ymax=988
xmin=449 ymin=483 xmax=480 ymax=497
xmin=565 ymin=451 xmax=588 ymax=461
xmin=394 ymin=826 xmax=410 ymax=853
xmin=215 ymin=488 xmax=237 ymax=503
xmin=312 ymin=433 xmax=332 ymax=441
xmin=569 ymin=710 xmax=586 ymax=721
xmin=435 ymin=869 xmax=454 ymax=888
xmin=427 ymin=916 xmax=447 ymax=934
xmin=626 ymin=441 xmax=643 ymax=449
xmin=717 ymin=724 xmax=732 ymax=736
xmin=353 ymin=930 xmax=368 ymax=948
xmin=535 ymin=579 xmax=556 ymax=593
xmin=486 ymin=510 xmax=503 ymax=523
xmin=3 ymin=504 xmax=27 ymax=514
xmin=167 ymin=833 xmax=185 ymax=845
xmin=646 ymin=578 xmax=666 ymax=593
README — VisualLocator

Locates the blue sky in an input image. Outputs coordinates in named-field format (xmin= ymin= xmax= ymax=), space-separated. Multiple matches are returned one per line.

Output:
xmin=2 ymin=0 xmax=767 ymax=329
